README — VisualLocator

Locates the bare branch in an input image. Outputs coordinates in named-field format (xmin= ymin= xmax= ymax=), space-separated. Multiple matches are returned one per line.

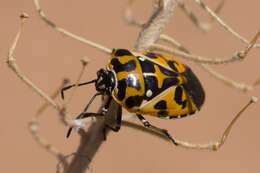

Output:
xmin=134 ymin=0 xmax=181 ymax=51
xmin=65 ymin=119 xmax=106 ymax=173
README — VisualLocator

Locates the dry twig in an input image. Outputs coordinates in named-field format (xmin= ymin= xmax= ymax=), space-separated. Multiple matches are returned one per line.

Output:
xmin=178 ymin=0 xmax=226 ymax=32
xmin=28 ymin=79 xmax=70 ymax=169
xmin=194 ymin=0 xmax=260 ymax=48
xmin=134 ymin=0 xmax=181 ymax=50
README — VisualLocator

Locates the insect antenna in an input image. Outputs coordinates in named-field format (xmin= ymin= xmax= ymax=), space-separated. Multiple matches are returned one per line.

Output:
xmin=61 ymin=79 xmax=96 ymax=100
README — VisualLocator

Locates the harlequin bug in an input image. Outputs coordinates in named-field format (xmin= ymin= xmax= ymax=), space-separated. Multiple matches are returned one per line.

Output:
xmin=62 ymin=49 xmax=205 ymax=144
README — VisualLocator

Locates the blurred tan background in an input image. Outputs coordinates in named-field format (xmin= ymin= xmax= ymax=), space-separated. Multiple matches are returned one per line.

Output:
xmin=1 ymin=0 xmax=260 ymax=172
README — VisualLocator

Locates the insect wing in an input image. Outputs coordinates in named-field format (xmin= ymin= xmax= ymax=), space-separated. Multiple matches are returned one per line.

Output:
xmin=104 ymin=99 xmax=122 ymax=131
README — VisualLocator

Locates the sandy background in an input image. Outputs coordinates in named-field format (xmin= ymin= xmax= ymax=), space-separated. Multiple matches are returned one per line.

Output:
xmin=1 ymin=0 xmax=260 ymax=173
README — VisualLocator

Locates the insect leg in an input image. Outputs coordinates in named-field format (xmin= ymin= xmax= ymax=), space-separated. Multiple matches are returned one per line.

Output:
xmin=66 ymin=92 xmax=102 ymax=138
xmin=136 ymin=114 xmax=178 ymax=145
xmin=66 ymin=112 xmax=105 ymax=138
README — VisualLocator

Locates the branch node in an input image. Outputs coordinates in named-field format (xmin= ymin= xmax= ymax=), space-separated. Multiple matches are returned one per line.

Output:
xmin=234 ymin=51 xmax=246 ymax=60
xmin=80 ymin=56 xmax=90 ymax=66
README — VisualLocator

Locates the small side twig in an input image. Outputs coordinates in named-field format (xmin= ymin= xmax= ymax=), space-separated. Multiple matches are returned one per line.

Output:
xmin=28 ymin=79 xmax=69 ymax=168
xmin=194 ymin=0 xmax=260 ymax=48
xmin=63 ymin=57 xmax=90 ymax=106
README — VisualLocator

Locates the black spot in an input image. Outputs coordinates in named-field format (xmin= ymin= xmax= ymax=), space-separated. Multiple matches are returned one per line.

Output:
xmin=158 ymin=65 xmax=178 ymax=77
xmin=117 ymin=80 xmax=127 ymax=101
xmin=161 ymin=78 xmax=179 ymax=89
xmin=174 ymin=86 xmax=187 ymax=109
xmin=145 ymin=52 xmax=158 ymax=59
xmin=168 ymin=60 xmax=179 ymax=72
xmin=125 ymin=95 xmax=143 ymax=108
xmin=139 ymin=59 xmax=155 ymax=73
xmin=124 ymin=60 xmax=136 ymax=72
xmin=111 ymin=59 xmax=136 ymax=73
xmin=154 ymin=100 xmax=167 ymax=109
xmin=181 ymin=100 xmax=187 ymax=109
xmin=174 ymin=86 xmax=183 ymax=105
xmin=111 ymin=58 xmax=124 ymax=73
xmin=114 ymin=49 xmax=133 ymax=56
xmin=158 ymin=110 xmax=168 ymax=116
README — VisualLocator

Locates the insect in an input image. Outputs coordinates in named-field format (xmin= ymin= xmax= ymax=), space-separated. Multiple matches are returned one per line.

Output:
xmin=62 ymin=48 xmax=205 ymax=144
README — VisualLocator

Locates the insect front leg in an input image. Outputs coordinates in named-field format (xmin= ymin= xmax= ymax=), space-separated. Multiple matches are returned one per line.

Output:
xmin=136 ymin=114 xmax=178 ymax=145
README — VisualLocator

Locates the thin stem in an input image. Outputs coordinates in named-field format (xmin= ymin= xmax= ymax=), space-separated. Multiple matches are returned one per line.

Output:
xmin=123 ymin=97 xmax=257 ymax=151
xmin=199 ymin=64 xmax=253 ymax=92
xmin=33 ymin=0 xmax=112 ymax=54
xmin=28 ymin=79 xmax=69 ymax=167
xmin=7 ymin=14 xmax=85 ymax=130
xmin=150 ymin=44 xmax=242 ymax=64
xmin=64 ymin=58 xmax=89 ymax=106
xmin=178 ymin=1 xmax=210 ymax=32
xmin=7 ymin=13 xmax=59 ymax=110
xmin=194 ymin=0 xmax=260 ymax=48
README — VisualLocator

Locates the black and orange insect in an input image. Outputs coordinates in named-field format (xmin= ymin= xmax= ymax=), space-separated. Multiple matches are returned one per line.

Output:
xmin=62 ymin=48 xmax=205 ymax=144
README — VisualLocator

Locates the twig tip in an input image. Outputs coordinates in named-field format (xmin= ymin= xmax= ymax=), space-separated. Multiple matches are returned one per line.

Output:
xmin=80 ymin=56 xmax=90 ymax=66
xmin=63 ymin=78 xmax=70 ymax=85
xmin=20 ymin=12 xmax=29 ymax=19
xmin=251 ymin=96 xmax=258 ymax=103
